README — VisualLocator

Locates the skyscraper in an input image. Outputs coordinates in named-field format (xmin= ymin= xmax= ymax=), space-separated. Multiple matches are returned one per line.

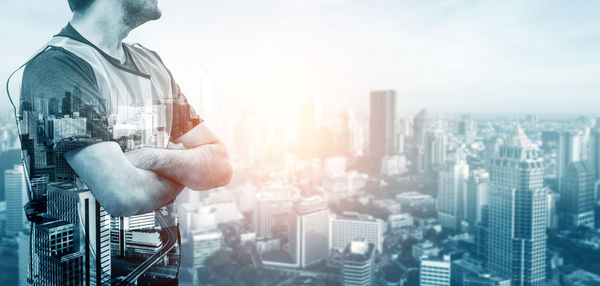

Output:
xmin=589 ymin=121 xmax=600 ymax=180
xmin=487 ymin=124 xmax=547 ymax=286
xmin=559 ymin=161 xmax=595 ymax=229
xmin=557 ymin=131 xmax=582 ymax=191
xmin=466 ymin=169 xmax=489 ymax=225
xmin=424 ymin=129 xmax=447 ymax=174
xmin=437 ymin=149 xmax=469 ymax=230
xmin=369 ymin=90 xmax=397 ymax=173
xmin=413 ymin=108 xmax=428 ymax=147
xmin=289 ymin=196 xmax=330 ymax=268
xmin=33 ymin=219 xmax=83 ymax=286
xmin=253 ymin=193 xmax=272 ymax=238
xmin=459 ymin=114 xmax=477 ymax=144
xmin=5 ymin=165 xmax=27 ymax=237
xmin=47 ymin=183 xmax=111 ymax=286
xmin=341 ymin=238 xmax=376 ymax=286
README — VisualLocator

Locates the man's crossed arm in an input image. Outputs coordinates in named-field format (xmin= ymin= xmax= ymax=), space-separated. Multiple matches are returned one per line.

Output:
xmin=65 ymin=124 xmax=232 ymax=217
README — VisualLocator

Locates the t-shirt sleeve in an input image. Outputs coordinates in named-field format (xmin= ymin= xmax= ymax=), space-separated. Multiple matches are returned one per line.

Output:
xmin=19 ymin=47 xmax=111 ymax=151
xmin=170 ymin=81 xmax=204 ymax=140
xmin=146 ymin=49 xmax=204 ymax=140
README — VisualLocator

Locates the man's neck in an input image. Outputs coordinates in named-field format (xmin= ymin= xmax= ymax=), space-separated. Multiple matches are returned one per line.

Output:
xmin=70 ymin=8 xmax=131 ymax=62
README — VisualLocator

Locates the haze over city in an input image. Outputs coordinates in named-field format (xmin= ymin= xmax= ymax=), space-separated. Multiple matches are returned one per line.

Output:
xmin=2 ymin=0 xmax=600 ymax=117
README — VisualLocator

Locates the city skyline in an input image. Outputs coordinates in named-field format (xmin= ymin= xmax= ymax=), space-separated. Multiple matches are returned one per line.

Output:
xmin=2 ymin=1 xmax=600 ymax=285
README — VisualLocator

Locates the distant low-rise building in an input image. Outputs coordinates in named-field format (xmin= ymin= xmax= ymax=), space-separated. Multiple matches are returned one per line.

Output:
xmin=388 ymin=213 xmax=414 ymax=230
xmin=331 ymin=212 xmax=385 ymax=253
xmin=412 ymin=241 xmax=440 ymax=261
xmin=420 ymin=255 xmax=451 ymax=286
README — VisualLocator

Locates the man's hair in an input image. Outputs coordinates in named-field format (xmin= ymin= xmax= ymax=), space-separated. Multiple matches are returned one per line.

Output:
xmin=67 ymin=0 xmax=95 ymax=12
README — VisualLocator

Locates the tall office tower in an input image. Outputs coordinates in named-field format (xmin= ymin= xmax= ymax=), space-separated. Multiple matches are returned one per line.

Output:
xmin=299 ymin=97 xmax=322 ymax=159
xmin=475 ymin=206 xmax=489 ymax=265
xmin=253 ymin=193 xmax=272 ymax=238
xmin=589 ymin=122 xmax=600 ymax=180
xmin=546 ymin=192 xmax=559 ymax=229
xmin=47 ymin=183 xmax=111 ymax=286
xmin=466 ymin=169 xmax=489 ymax=225
xmin=5 ymin=165 xmax=27 ymax=236
xmin=289 ymin=196 xmax=330 ymax=268
xmin=33 ymin=219 xmax=83 ymax=286
xmin=189 ymin=229 xmax=222 ymax=268
xmin=369 ymin=90 xmax=397 ymax=172
xmin=398 ymin=118 xmax=410 ymax=154
xmin=341 ymin=238 xmax=376 ymax=286
xmin=331 ymin=212 xmax=385 ymax=253
xmin=488 ymin=124 xmax=547 ymax=286
xmin=413 ymin=108 xmax=428 ymax=146
xmin=557 ymin=131 xmax=582 ymax=191
xmin=419 ymin=255 xmax=451 ymax=286
xmin=459 ymin=115 xmax=477 ymax=144
xmin=341 ymin=109 xmax=364 ymax=156
xmin=581 ymin=127 xmax=591 ymax=161
xmin=424 ymin=129 xmax=447 ymax=174
xmin=484 ymin=137 xmax=502 ymax=166
xmin=437 ymin=149 xmax=469 ymax=230
xmin=559 ymin=162 xmax=595 ymax=229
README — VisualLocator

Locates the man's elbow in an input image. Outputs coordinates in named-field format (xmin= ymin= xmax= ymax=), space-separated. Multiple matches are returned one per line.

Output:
xmin=98 ymin=195 xmax=142 ymax=217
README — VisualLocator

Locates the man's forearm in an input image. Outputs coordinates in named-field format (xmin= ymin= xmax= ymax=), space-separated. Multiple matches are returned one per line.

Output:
xmin=126 ymin=142 xmax=232 ymax=191
xmin=66 ymin=142 xmax=184 ymax=217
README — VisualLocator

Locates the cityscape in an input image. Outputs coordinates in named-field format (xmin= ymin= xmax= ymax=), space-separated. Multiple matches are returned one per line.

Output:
xmin=1 ymin=88 xmax=600 ymax=285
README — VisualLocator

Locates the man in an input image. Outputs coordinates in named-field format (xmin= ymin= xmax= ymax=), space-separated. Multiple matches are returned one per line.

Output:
xmin=16 ymin=0 xmax=232 ymax=284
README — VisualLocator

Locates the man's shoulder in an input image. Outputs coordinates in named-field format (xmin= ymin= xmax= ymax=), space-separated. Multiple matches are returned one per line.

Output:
xmin=124 ymin=42 xmax=165 ymax=63
xmin=24 ymin=46 xmax=95 ymax=79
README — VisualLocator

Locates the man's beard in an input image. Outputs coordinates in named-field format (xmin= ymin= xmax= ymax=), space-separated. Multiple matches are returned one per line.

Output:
xmin=121 ymin=0 xmax=162 ymax=29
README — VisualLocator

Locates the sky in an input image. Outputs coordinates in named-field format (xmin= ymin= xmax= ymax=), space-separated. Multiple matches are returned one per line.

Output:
xmin=1 ymin=0 xmax=600 ymax=118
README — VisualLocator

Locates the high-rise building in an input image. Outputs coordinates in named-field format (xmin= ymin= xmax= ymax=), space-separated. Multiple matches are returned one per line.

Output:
xmin=466 ymin=170 xmax=489 ymax=225
xmin=253 ymin=193 xmax=272 ymax=238
xmin=369 ymin=90 xmax=397 ymax=172
xmin=483 ymin=137 xmax=502 ymax=166
xmin=47 ymin=183 xmax=111 ymax=286
xmin=341 ymin=238 xmax=376 ymax=286
xmin=289 ymin=196 xmax=330 ymax=268
xmin=189 ymin=229 xmax=222 ymax=268
xmin=487 ymin=124 xmax=547 ymax=285
xmin=475 ymin=206 xmax=489 ymax=265
xmin=459 ymin=115 xmax=477 ymax=144
xmin=560 ymin=161 xmax=595 ymax=229
xmin=589 ymin=122 xmax=600 ymax=180
xmin=33 ymin=219 xmax=83 ymax=286
xmin=420 ymin=255 xmax=451 ymax=286
xmin=557 ymin=131 xmax=582 ymax=191
xmin=437 ymin=149 xmax=469 ymax=230
xmin=413 ymin=109 xmax=428 ymax=147
xmin=331 ymin=212 xmax=385 ymax=253
xmin=424 ymin=129 xmax=447 ymax=174
xmin=5 ymin=165 xmax=27 ymax=236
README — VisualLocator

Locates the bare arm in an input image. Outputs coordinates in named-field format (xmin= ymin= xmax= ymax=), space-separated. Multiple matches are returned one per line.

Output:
xmin=65 ymin=141 xmax=184 ymax=217
xmin=125 ymin=123 xmax=233 ymax=191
